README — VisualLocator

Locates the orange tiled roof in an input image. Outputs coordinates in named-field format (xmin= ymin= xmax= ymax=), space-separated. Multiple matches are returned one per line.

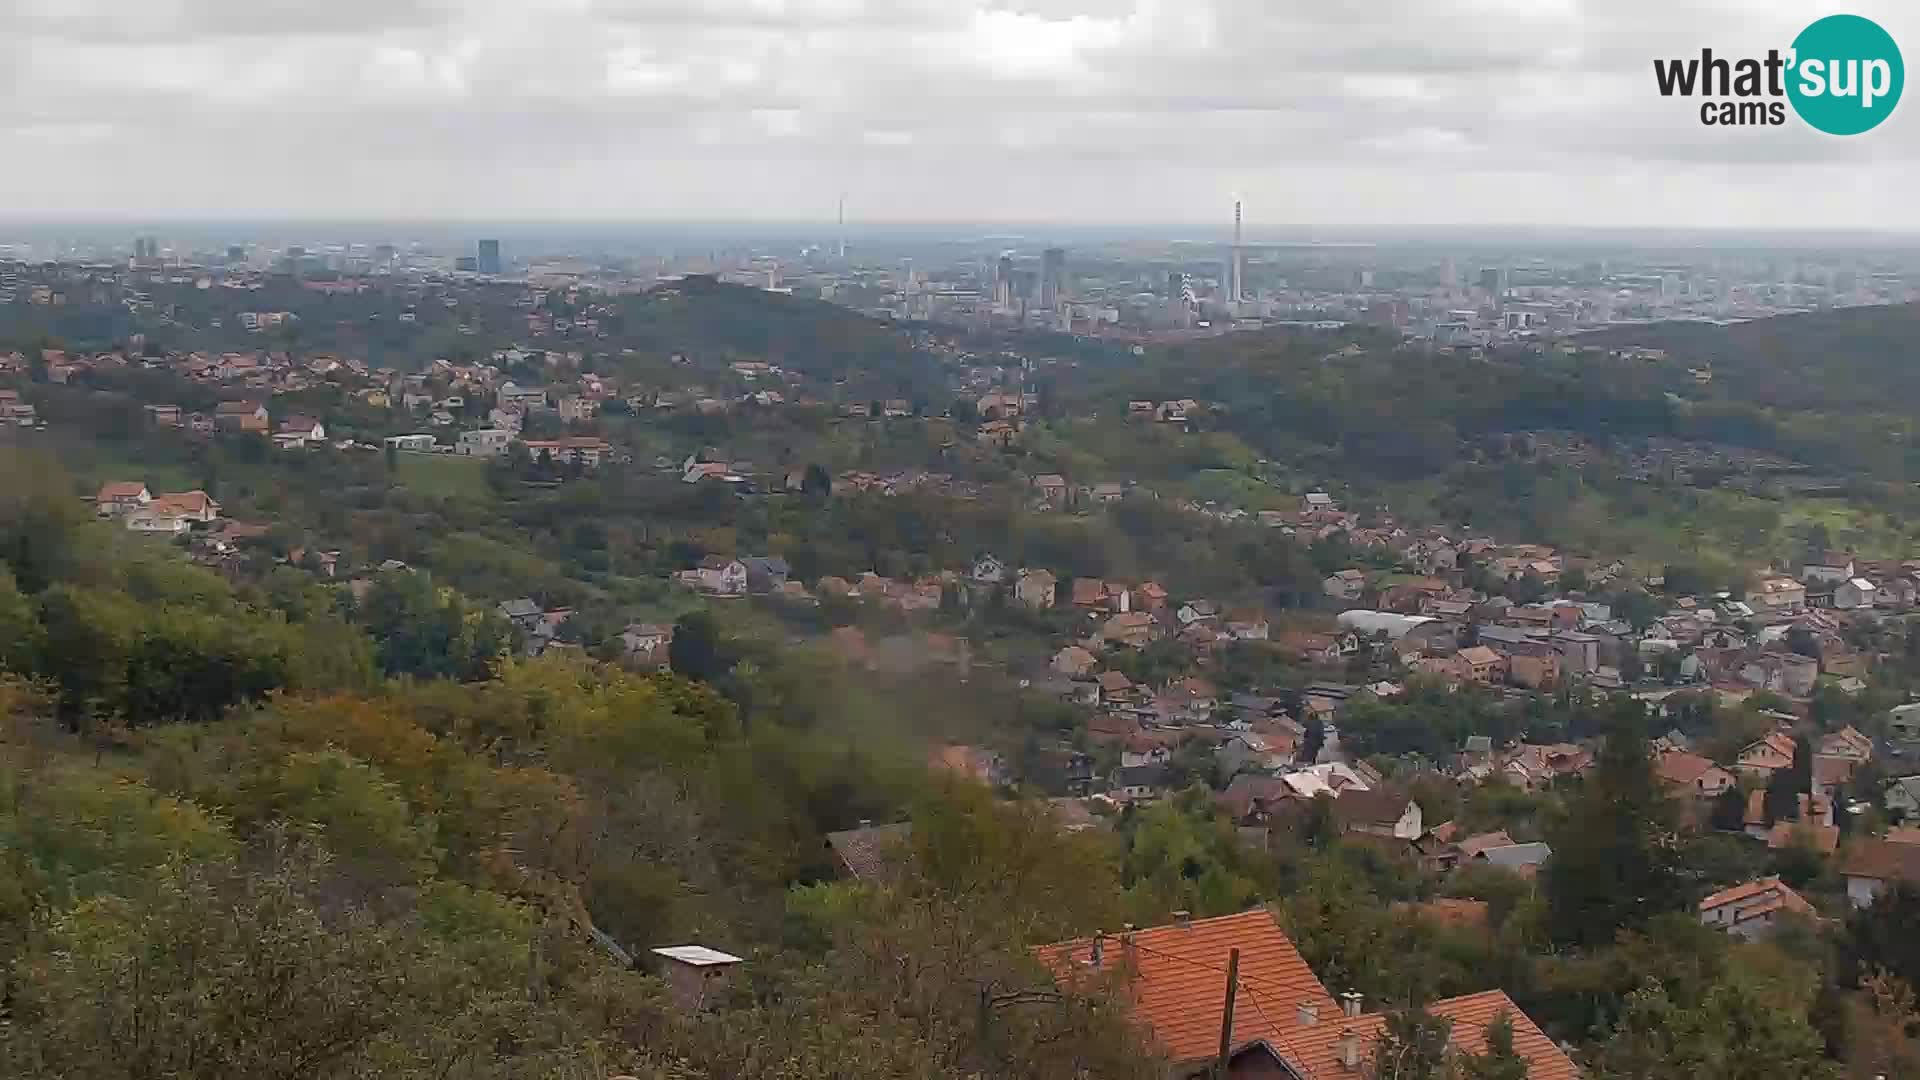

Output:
xmin=1272 ymin=990 xmax=1578 ymax=1080
xmin=1698 ymin=876 xmax=1814 ymax=919
xmin=1034 ymin=909 xmax=1337 ymax=1066
xmin=1654 ymin=750 xmax=1723 ymax=786
xmin=150 ymin=490 xmax=217 ymax=515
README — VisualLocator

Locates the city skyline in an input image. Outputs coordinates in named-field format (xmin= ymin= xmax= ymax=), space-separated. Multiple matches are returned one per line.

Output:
xmin=0 ymin=0 xmax=1914 ymax=228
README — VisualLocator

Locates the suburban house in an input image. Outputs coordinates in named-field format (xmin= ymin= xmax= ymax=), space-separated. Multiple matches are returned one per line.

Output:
xmin=1836 ymin=578 xmax=1880 ymax=610
xmin=1323 ymin=569 xmax=1366 ymax=602
xmin=1802 ymin=552 xmax=1856 ymax=584
xmin=125 ymin=509 xmax=191 ymax=536
xmin=274 ymin=415 xmax=327 ymax=448
xmin=497 ymin=382 xmax=550 ymax=410
xmin=496 ymin=598 xmax=544 ymax=634
xmin=679 ymin=556 xmax=748 ymax=597
xmin=95 ymin=481 xmax=152 ymax=516
xmin=1736 ymin=731 xmax=1797 ymax=778
xmin=214 ymin=400 xmax=270 ymax=432
xmin=1215 ymin=733 xmax=1297 ymax=777
xmin=1885 ymin=775 xmax=1920 ymax=820
xmin=741 ymin=556 xmax=791 ymax=593
xmin=522 ymin=436 xmax=615 ymax=467
xmin=1073 ymin=578 xmax=1131 ymax=613
xmin=1507 ymin=652 xmax=1561 ymax=690
xmin=1654 ymin=750 xmax=1736 ymax=799
xmin=1842 ymin=838 xmax=1920 ymax=909
xmin=1176 ymin=600 xmax=1219 ymax=626
xmin=1456 ymin=645 xmax=1506 ymax=683
xmin=1034 ymin=909 xmax=1575 ymax=1079
xmin=971 ymin=553 xmax=1007 ymax=584
xmin=1820 ymin=725 xmax=1874 ymax=764
xmin=455 ymin=428 xmax=515 ymax=457
xmin=1051 ymin=646 xmax=1098 ymax=677
xmin=1101 ymin=612 xmax=1157 ymax=650
xmin=1752 ymin=576 xmax=1808 ymax=614
xmin=1332 ymin=789 xmax=1424 ymax=840
xmin=1031 ymin=473 xmax=1069 ymax=506
xmin=1501 ymin=744 xmax=1592 ymax=790
xmin=384 ymin=433 xmax=439 ymax=453
xmin=1891 ymin=703 xmax=1920 ymax=743
xmin=619 ymin=622 xmax=673 ymax=659
xmin=150 ymin=490 xmax=221 ymax=524
xmin=1013 ymin=569 xmax=1057 ymax=609
xmin=1698 ymin=877 xmax=1816 ymax=940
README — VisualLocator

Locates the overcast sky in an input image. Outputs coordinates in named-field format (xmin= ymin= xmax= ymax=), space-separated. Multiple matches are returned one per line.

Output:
xmin=0 ymin=0 xmax=1912 ymax=228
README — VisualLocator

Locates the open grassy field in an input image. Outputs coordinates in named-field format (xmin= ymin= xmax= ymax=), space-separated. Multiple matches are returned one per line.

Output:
xmin=393 ymin=451 xmax=490 ymax=498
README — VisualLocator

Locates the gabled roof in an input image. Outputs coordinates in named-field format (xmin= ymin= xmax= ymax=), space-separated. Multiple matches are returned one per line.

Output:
xmin=1842 ymin=837 xmax=1920 ymax=883
xmin=1454 ymin=830 xmax=1515 ymax=858
xmin=150 ymin=490 xmax=218 ymax=515
xmin=1329 ymin=788 xmax=1413 ymax=829
xmin=1654 ymin=750 xmax=1726 ymax=786
xmin=97 ymin=481 xmax=149 ymax=500
xmin=1738 ymin=731 xmax=1797 ymax=763
xmin=1270 ymin=990 xmax=1578 ymax=1080
xmin=1035 ymin=909 xmax=1337 ymax=1066
xmin=1698 ymin=876 xmax=1814 ymax=919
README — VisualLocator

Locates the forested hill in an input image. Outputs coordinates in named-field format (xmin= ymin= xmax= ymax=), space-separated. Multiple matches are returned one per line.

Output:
xmin=619 ymin=275 xmax=927 ymax=384
xmin=0 ymin=268 xmax=934 ymax=385
xmin=1579 ymin=302 xmax=1920 ymax=414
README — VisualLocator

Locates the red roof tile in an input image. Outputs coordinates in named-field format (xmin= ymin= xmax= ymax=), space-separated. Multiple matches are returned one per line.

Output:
xmin=1035 ymin=909 xmax=1336 ymax=1066
xmin=1273 ymin=990 xmax=1578 ymax=1080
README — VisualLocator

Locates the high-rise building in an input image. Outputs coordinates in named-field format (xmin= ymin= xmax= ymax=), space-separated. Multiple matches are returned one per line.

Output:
xmin=1040 ymin=247 xmax=1066 ymax=311
xmin=374 ymin=243 xmax=396 ymax=268
xmin=1228 ymin=201 xmax=1244 ymax=307
xmin=226 ymin=245 xmax=246 ymax=264
xmin=133 ymin=236 xmax=158 ymax=261
xmin=1166 ymin=270 xmax=1182 ymax=298
xmin=477 ymin=239 xmax=502 ymax=275
xmin=1479 ymin=266 xmax=1505 ymax=297
xmin=996 ymin=255 xmax=1014 ymax=308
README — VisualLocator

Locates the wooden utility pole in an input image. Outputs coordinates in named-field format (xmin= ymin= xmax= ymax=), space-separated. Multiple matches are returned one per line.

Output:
xmin=1213 ymin=947 xmax=1241 ymax=1079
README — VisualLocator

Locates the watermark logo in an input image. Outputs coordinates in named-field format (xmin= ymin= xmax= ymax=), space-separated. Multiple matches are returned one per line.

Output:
xmin=1653 ymin=13 xmax=1903 ymax=133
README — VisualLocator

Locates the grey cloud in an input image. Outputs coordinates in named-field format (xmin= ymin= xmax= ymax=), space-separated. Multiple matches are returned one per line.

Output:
xmin=0 ymin=0 xmax=1911 ymax=226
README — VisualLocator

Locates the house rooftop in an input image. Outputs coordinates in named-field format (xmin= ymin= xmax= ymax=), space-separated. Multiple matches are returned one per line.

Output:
xmin=1035 ymin=909 xmax=1335 ymax=1066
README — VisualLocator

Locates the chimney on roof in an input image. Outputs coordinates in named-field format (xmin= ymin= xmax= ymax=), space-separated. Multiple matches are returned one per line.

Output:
xmin=1089 ymin=932 xmax=1105 ymax=969
xmin=1341 ymin=991 xmax=1363 ymax=1018
xmin=1337 ymin=1029 xmax=1361 ymax=1069
xmin=1297 ymin=1001 xmax=1319 ymax=1027
xmin=1174 ymin=909 xmax=1192 ymax=928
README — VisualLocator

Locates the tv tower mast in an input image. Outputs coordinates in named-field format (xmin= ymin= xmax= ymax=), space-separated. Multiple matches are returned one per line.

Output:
xmin=837 ymin=193 xmax=847 ymax=259
xmin=1229 ymin=200 xmax=1245 ymax=308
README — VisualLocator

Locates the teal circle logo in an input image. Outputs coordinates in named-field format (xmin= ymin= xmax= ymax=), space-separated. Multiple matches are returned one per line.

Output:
xmin=1788 ymin=14 xmax=1903 ymax=135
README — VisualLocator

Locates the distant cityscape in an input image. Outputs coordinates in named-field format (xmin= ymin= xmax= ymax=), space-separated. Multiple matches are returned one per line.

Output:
xmin=4 ymin=213 xmax=1918 ymax=347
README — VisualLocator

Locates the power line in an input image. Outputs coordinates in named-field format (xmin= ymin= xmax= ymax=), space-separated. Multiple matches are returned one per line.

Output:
xmin=1119 ymin=938 xmax=1334 ymax=1080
